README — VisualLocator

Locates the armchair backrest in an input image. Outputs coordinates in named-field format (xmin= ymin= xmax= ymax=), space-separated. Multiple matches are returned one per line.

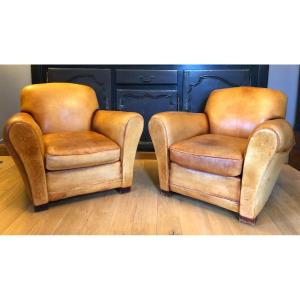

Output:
xmin=204 ymin=87 xmax=287 ymax=138
xmin=21 ymin=83 xmax=98 ymax=134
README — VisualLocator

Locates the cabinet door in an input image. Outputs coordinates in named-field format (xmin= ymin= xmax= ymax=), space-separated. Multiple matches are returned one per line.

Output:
xmin=117 ymin=89 xmax=178 ymax=149
xmin=183 ymin=69 xmax=251 ymax=112
xmin=47 ymin=68 xmax=112 ymax=109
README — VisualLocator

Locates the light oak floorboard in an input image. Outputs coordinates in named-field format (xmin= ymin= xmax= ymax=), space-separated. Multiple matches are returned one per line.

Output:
xmin=0 ymin=155 xmax=300 ymax=235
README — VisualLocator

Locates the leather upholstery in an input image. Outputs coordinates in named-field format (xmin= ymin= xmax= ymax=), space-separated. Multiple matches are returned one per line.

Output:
xmin=149 ymin=87 xmax=295 ymax=222
xmin=205 ymin=87 xmax=287 ymax=138
xmin=3 ymin=112 xmax=48 ymax=206
xmin=21 ymin=83 xmax=98 ymax=134
xmin=93 ymin=110 xmax=144 ymax=187
xmin=44 ymin=131 xmax=120 ymax=170
xmin=171 ymin=161 xmax=241 ymax=201
xmin=240 ymin=119 xmax=295 ymax=219
xmin=47 ymin=162 xmax=122 ymax=201
xmin=170 ymin=163 xmax=240 ymax=212
xmin=170 ymin=134 xmax=248 ymax=176
xmin=250 ymin=119 xmax=295 ymax=152
xmin=148 ymin=112 xmax=209 ymax=191
xmin=4 ymin=83 xmax=143 ymax=208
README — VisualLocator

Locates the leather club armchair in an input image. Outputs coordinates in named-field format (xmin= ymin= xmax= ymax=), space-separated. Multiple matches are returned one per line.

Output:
xmin=4 ymin=83 xmax=144 ymax=211
xmin=149 ymin=87 xmax=295 ymax=224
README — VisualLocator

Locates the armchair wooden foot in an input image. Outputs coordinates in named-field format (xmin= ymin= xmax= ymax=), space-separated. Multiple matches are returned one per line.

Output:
xmin=160 ymin=190 xmax=173 ymax=197
xmin=116 ymin=187 xmax=131 ymax=194
xmin=239 ymin=215 xmax=257 ymax=225
xmin=34 ymin=203 xmax=49 ymax=212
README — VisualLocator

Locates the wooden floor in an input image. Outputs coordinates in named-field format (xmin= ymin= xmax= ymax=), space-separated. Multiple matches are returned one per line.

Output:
xmin=0 ymin=154 xmax=300 ymax=235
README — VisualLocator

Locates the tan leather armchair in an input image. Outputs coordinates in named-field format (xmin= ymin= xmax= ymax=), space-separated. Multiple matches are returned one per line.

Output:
xmin=4 ymin=83 xmax=144 ymax=211
xmin=149 ymin=87 xmax=295 ymax=224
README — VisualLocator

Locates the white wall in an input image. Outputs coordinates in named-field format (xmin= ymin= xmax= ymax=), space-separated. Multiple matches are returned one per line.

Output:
xmin=0 ymin=65 xmax=31 ymax=139
xmin=268 ymin=65 xmax=299 ymax=126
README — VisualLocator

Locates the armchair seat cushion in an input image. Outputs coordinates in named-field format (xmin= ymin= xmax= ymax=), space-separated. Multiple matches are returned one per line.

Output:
xmin=170 ymin=134 xmax=248 ymax=177
xmin=43 ymin=131 xmax=120 ymax=171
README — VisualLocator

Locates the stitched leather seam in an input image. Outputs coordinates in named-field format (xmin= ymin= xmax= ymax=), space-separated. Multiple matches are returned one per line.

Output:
xmin=121 ymin=114 xmax=143 ymax=170
xmin=152 ymin=117 xmax=171 ymax=185
xmin=46 ymin=159 xmax=121 ymax=171
xmin=170 ymin=183 xmax=240 ymax=203
xmin=172 ymin=161 xmax=241 ymax=177
xmin=118 ymin=113 xmax=142 ymax=186
xmin=170 ymin=148 xmax=243 ymax=161
xmin=45 ymin=148 xmax=120 ymax=157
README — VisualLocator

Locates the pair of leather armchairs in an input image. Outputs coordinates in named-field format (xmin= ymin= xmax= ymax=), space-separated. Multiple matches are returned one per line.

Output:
xmin=4 ymin=83 xmax=295 ymax=224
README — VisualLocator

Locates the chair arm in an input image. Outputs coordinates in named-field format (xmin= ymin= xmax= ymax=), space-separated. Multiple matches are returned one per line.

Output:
xmin=148 ymin=112 xmax=209 ymax=191
xmin=92 ymin=110 xmax=144 ymax=187
xmin=240 ymin=119 xmax=295 ymax=220
xmin=3 ymin=112 xmax=48 ymax=206
xmin=251 ymin=119 xmax=295 ymax=153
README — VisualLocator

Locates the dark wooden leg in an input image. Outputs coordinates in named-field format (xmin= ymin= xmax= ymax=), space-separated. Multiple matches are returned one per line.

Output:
xmin=116 ymin=187 xmax=131 ymax=194
xmin=160 ymin=190 xmax=173 ymax=197
xmin=34 ymin=203 xmax=49 ymax=212
xmin=239 ymin=215 xmax=257 ymax=225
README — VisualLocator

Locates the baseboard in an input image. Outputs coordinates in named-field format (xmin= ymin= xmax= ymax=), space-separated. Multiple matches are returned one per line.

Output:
xmin=136 ymin=152 xmax=156 ymax=160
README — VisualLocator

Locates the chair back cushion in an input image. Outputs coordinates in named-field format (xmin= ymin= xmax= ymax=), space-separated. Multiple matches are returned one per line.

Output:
xmin=205 ymin=87 xmax=287 ymax=138
xmin=21 ymin=83 xmax=98 ymax=133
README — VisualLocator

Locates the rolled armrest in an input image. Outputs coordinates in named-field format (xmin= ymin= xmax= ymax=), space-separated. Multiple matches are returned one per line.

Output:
xmin=240 ymin=118 xmax=295 ymax=220
xmin=149 ymin=112 xmax=209 ymax=147
xmin=251 ymin=119 xmax=295 ymax=152
xmin=148 ymin=112 xmax=209 ymax=191
xmin=92 ymin=110 xmax=144 ymax=187
xmin=3 ymin=112 xmax=48 ymax=206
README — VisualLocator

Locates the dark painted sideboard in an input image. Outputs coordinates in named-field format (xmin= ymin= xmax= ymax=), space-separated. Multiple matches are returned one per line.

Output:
xmin=31 ymin=65 xmax=269 ymax=151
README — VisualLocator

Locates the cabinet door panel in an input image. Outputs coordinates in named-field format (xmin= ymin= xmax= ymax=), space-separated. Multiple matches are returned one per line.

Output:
xmin=47 ymin=68 xmax=111 ymax=109
xmin=117 ymin=89 xmax=178 ymax=148
xmin=183 ymin=69 xmax=251 ymax=112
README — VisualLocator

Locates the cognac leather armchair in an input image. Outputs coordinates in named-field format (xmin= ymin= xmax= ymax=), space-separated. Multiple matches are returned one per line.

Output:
xmin=149 ymin=87 xmax=295 ymax=224
xmin=4 ymin=83 xmax=144 ymax=211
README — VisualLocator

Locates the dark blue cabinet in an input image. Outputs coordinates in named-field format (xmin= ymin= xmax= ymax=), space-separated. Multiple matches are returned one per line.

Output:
xmin=182 ymin=69 xmax=252 ymax=112
xmin=117 ymin=89 xmax=178 ymax=147
xmin=32 ymin=65 xmax=268 ymax=151
xmin=47 ymin=68 xmax=112 ymax=110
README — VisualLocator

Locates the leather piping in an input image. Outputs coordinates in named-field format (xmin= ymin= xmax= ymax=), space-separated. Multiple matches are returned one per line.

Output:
xmin=170 ymin=148 xmax=244 ymax=161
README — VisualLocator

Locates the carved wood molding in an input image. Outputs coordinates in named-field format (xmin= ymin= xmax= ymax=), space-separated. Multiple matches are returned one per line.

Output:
xmin=117 ymin=91 xmax=177 ymax=110
xmin=66 ymin=74 xmax=110 ymax=109
xmin=187 ymin=74 xmax=239 ymax=92
xmin=184 ymin=72 xmax=241 ymax=111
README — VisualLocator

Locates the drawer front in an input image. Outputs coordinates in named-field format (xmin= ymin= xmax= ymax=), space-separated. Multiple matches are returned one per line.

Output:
xmin=116 ymin=70 xmax=177 ymax=84
xmin=47 ymin=68 xmax=112 ymax=109
xmin=117 ymin=89 xmax=178 ymax=147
